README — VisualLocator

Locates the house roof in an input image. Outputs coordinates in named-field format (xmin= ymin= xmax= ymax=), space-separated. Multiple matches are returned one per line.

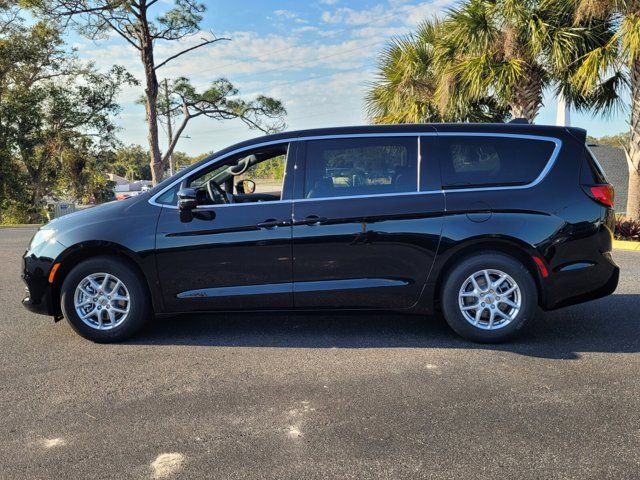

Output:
xmin=107 ymin=173 xmax=130 ymax=186
xmin=589 ymin=145 xmax=628 ymax=213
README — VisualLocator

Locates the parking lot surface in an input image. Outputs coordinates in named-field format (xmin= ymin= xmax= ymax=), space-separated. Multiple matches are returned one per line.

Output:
xmin=1 ymin=227 xmax=639 ymax=479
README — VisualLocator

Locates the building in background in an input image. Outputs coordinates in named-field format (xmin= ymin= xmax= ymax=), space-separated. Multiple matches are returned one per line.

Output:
xmin=588 ymin=145 xmax=628 ymax=213
xmin=108 ymin=174 xmax=153 ymax=201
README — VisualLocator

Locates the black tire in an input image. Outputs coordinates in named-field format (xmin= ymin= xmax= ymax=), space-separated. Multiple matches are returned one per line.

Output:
xmin=440 ymin=252 xmax=538 ymax=343
xmin=60 ymin=256 xmax=150 ymax=342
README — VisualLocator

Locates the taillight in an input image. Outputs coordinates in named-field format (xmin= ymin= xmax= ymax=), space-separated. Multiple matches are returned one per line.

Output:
xmin=588 ymin=184 xmax=615 ymax=208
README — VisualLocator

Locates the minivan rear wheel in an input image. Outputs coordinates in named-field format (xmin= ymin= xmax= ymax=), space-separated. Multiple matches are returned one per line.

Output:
xmin=440 ymin=253 xmax=537 ymax=343
xmin=61 ymin=256 xmax=150 ymax=342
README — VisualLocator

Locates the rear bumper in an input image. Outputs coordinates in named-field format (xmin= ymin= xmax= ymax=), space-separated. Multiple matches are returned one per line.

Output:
xmin=541 ymin=252 xmax=619 ymax=310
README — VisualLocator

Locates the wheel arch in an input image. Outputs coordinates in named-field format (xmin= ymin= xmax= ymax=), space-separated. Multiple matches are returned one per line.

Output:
xmin=50 ymin=241 xmax=159 ymax=318
xmin=431 ymin=236 xmax=546 ymax=310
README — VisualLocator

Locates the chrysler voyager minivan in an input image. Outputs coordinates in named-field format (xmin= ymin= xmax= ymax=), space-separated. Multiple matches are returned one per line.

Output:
xmin=22 ymin=123 xmax=619 ymax=343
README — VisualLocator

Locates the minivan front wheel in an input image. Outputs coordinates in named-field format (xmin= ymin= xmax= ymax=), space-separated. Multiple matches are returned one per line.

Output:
xmin=440 ymin=253 xmax=537 ymax=343
xmin=61 ymin=256 xmax=150 ymax=342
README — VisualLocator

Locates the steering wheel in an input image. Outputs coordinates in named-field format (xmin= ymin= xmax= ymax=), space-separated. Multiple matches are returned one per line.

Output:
xmin=206 ymin=178 xmax=230 ymax=205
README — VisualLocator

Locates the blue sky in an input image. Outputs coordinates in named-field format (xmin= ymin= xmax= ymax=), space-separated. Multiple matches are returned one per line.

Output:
xmin=70 ymin=0 xmax=630 ymax=156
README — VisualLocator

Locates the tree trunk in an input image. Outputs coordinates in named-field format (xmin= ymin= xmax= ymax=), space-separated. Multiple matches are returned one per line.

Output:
xmin=626 ymin=56 xmax=640 ymax=220
xmin=628 ymin=170 xmax=640 ymax=219
xmin=29 ymin=176 xmax=44 ymax=224
xmin=510 ymin=66 xmax=544 ymax=123
xmin=141 ymin=39 xmax=163 ymax=185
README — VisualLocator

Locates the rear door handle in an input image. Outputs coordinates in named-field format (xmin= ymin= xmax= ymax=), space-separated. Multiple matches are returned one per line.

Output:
xmin=295 ymin=215 xmax=328 ymax=226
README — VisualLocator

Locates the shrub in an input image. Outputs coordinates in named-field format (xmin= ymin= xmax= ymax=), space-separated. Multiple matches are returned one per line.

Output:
xmin=0 ymin=200 xmax=47 ymax=225
xmin=615 ymin=217 xmax=640 ymax=242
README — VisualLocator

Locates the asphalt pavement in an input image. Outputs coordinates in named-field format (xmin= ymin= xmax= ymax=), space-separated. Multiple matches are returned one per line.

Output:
xmin=1 ymin=227 xmax=639 ymax=479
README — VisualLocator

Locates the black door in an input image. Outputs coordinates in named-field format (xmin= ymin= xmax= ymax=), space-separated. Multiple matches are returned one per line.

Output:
xmin=292 ymin=135 xmax=444 ymax=309
xmin=154 ymin=142 xmax=296 ymax=312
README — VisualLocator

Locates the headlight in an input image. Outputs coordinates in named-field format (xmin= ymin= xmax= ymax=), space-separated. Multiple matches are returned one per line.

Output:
xmin=29 ymin=228 xmax=57 ymax=250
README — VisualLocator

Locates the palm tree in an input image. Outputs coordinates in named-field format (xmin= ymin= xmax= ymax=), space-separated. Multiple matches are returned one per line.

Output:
xmin=573 ymin=0 xmax=640 ymax=220
xmin=438 ymin=0 xmax=601 ymax=123
xmin=365 ymin=19 xmax=509 ymax=124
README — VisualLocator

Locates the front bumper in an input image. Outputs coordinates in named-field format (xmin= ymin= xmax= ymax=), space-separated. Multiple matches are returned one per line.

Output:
xmin=22 ymin=253 xmax=55 ymax=317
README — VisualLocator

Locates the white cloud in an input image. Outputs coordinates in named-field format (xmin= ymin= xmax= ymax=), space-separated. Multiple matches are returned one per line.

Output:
xmin=321 ymin=1 xmax=450 ymax=27
xmin=293 ymin=25 xmax=320 ymax=34
xmin=321 ymin=6 xmax=389 ymax=26
xmin=69 ymin=0 xmax=457 ymax=154
xmin=273 ymin=9 xmax=298 ymax=19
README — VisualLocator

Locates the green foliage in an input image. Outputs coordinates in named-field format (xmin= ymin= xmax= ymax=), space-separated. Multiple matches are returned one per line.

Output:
xmin=573 ymin=1 xmax=640 ymax=220
xmin=23 ymin=0 xmax=286 ymax=185
xmin=587 ymin=132 xmax=629 ymax=147
xmin=439 ymin=0 xmax=603 ymax=120
xmin=187 ymin=151 xmax=214 ymax=165
xmin=167 ymin=77 xmax=287 ymax=134
xmin=367 ymin=0 xmax=622 ymax=125
xmin=172 ymin=150 xmax=206 ymax=171
xmin=366 ymin=18 xmax=510 ymax=123
xmin=23 ymin=0 xmax=208 ymax=43
xmin=0 ymin=8 xmax=132 ymax=223
xmin=250 ymin=156 xmax=286 ymax=180
xmin=112 ymin=144 xmax=151 ymax=180
xmin=156 ymin=0 xmax=206 ymax=40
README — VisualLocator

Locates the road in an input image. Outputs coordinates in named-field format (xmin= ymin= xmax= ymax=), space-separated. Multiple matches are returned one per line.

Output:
xmin=1 ymin=227 xmax=639 ymax=479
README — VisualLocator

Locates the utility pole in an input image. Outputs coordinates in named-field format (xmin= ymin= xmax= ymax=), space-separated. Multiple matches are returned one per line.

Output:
xmin=163 ymin=78 xmax=174 ymax=176
xmin=555 ymin=92 xmax=571 ymax=127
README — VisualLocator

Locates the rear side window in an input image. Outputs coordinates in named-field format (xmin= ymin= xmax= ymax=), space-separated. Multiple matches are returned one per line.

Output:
xmin=303 ymin=137 xmax=417 ymax=199
xmin=581 ymin=145 xmax=609 ymax=184
xmin=438 ymin=135 xmax=556 ymax=189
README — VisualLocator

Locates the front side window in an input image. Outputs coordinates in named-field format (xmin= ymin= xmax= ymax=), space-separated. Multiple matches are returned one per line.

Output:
xmin=303 ymin=137 xmax=417 ymax=199
xmin=155 ymin=143 xmax=288 ymax=206
xmin=438 ymin=135 xmax=556 ymax=189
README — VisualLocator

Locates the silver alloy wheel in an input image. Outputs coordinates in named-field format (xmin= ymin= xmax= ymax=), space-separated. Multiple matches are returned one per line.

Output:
xmin=73 ymin=273 xmax=131 ymax=330
xmin=458 ymin=269 xmax=521 ymax=330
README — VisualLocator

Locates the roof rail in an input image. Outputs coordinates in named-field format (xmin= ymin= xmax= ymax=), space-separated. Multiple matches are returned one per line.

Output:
xmin=508 ymin=118 xmax=530 ymax=124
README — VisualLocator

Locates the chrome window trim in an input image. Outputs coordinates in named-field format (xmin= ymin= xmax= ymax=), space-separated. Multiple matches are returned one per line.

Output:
xmin=294 ymin=189 xmax=442 ymax=204
xmin=148 ymin=131 xmax=561 ymax=209
xmin=183 ymin=189 xmax=444 ymax=212
xmin=417 ymin=135 xmax=422 ymax=191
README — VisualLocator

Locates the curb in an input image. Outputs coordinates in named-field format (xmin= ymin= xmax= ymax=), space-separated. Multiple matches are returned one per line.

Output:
xmin=0 ymin=224 xmax=42 ymax=229
xmin=613 ymin=239 xmax=640 ymax=252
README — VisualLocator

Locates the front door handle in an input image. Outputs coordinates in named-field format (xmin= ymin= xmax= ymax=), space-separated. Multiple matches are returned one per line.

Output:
xmin=257 ymin=219 xmax=291 ymax=229
xmin=295 ymin=215 xmax=328 ymax=226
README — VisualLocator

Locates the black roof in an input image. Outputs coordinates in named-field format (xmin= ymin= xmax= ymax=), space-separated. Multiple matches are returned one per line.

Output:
xmin=261 ymin=122 xmax=585 ymax=140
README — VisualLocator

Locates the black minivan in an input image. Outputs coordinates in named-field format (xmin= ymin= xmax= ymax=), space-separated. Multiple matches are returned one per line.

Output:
xmin=22 ymin=123 xmax=619 ymax=343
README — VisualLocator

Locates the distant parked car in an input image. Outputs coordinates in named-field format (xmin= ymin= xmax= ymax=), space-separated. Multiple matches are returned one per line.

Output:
xmin=22 ymin=123 xmax=619 ymax=343
xmin=115 ymin=191 xmax=142 ymax=201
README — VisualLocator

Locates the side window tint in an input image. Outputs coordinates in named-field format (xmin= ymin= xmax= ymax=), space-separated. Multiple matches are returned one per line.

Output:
xmin=304 ymin=137 xmax=417 ymax=199
xmin=439 ymin=136 xmax=556 ymax=188
xmin=582 ymin=145 xmax=608 ymax=184
xmin=156 ymin=184 xmax=179 ymax=206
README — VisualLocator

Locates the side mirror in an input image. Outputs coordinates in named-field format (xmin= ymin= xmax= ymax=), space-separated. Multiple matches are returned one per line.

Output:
xmin=236 ymin=179 xmax=256 ymax=194
xmin=177 ymin=188 xmax=198 ymax=211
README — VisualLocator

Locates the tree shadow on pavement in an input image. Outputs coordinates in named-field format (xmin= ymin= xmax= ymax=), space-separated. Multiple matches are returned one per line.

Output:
xmin=127 ymin=293 xmax=640 ymax=360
